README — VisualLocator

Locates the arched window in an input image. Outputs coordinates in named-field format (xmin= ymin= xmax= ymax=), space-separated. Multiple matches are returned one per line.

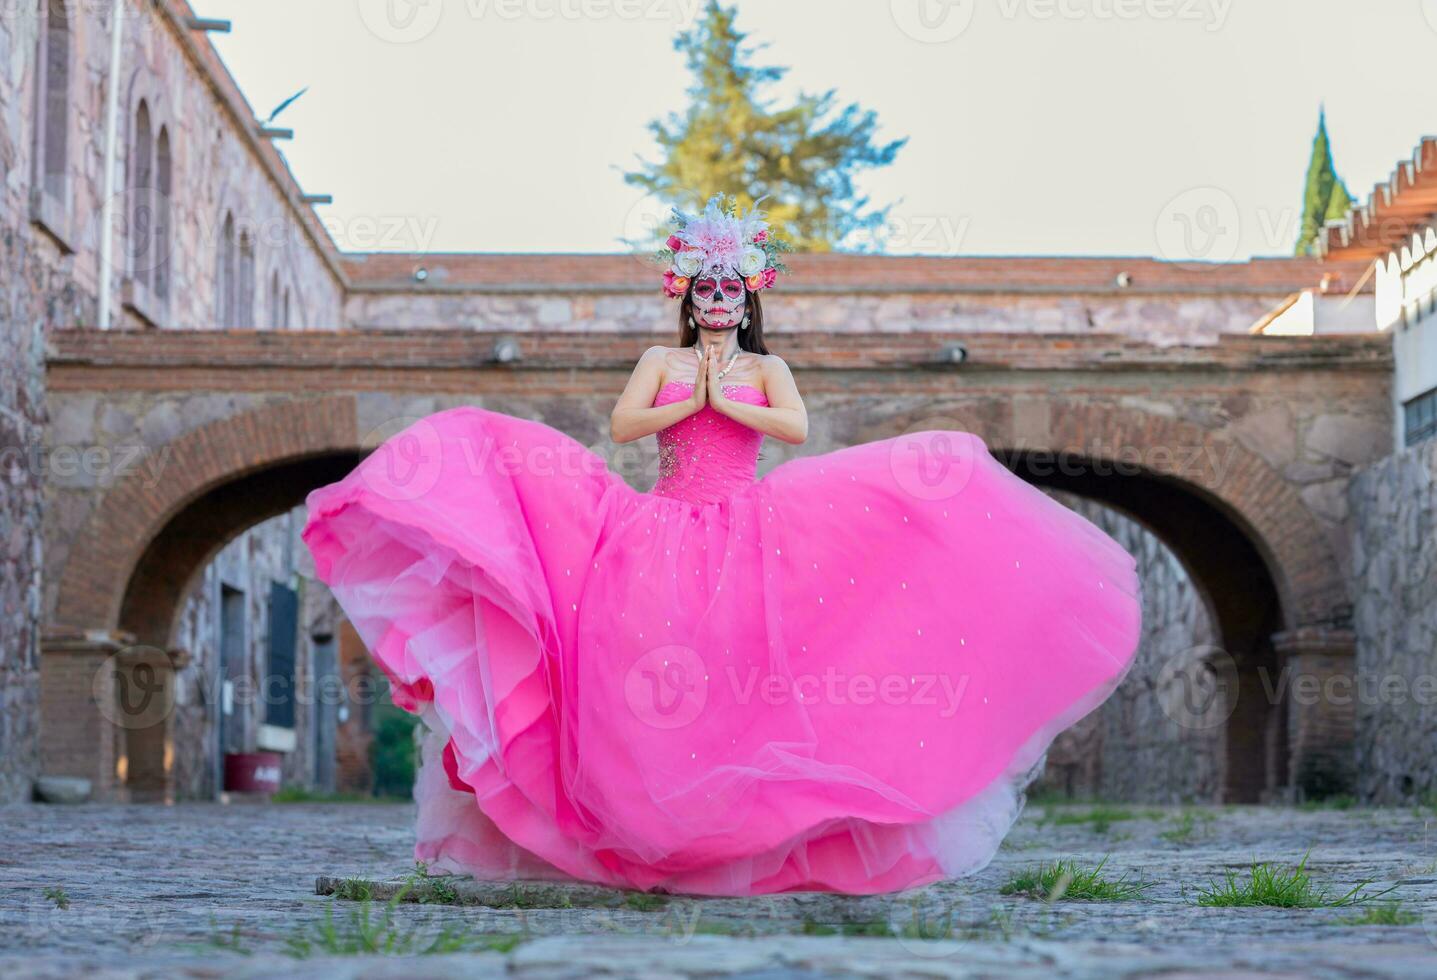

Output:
xmin=237 ymin=232 xmax=256 ymax=327
xmin=268 ymin=270 xmax=281 ymax=329
xmin=154 ymin=127 xmax=172 ymax=300
xmin=129 ymin=100 xmax=153 ymax=285
xmin=32 ymin=0 xmax=72 ymax=240
xmin=216 ymin=213 xmax=236 ymax=326
xmin=41 ymin=0 xmax=70 ymax=199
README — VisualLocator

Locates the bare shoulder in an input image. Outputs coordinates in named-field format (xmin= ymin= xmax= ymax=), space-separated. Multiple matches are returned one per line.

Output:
xmin=758 ymin=352 xmax=796 ymax=380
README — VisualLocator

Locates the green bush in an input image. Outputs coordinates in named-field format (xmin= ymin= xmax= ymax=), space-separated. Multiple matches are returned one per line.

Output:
xmin=370 ymin=681 xmax=419 ymax=799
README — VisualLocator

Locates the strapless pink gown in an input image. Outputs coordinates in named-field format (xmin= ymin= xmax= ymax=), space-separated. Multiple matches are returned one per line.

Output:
xmin=301 ymin=380 xmax=1141 ymax=895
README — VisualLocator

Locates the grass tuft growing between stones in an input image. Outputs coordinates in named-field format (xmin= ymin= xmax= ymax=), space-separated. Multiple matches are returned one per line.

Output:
xmin=1333 ymin=901 xmax=1420 ymax=926
xmin=801 ymin=919 xmax=892 ymax=937
xmin=623 ymin=891 xmax=670 ymax=912
xmin=1192 ymin=850 xmax=1395 ymax=909
xmin=286 ymin=882 xmax=524 ymax=958
xmin=332 ymin=877 xmax=374 ymax=902
xmin=1297 ymin=794 xmax=1358 ymax=812
xmin=1000 ymin=856 xmax=1154 ymax=901
xmin=1160 ymin=809 xmax=1217 ymax=845
xmin=42 ymin=886 xmax=70 ymax=910
xmin=1039 ymin=805 xmax=1164 ymax=834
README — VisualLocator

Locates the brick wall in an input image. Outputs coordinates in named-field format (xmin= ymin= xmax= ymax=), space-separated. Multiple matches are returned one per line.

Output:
xmin=335 ymin=621 xmax=375 ymax=795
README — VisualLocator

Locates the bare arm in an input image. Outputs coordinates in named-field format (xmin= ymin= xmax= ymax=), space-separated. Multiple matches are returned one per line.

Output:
xmin=609 ymin=346 xmax=708 ymax=443
xmin=710 ymin=352 xmax=808 ymax=445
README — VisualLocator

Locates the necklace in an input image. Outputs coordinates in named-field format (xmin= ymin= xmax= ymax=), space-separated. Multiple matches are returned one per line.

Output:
xmin=695 ymin=343 xmax=741 ymax=381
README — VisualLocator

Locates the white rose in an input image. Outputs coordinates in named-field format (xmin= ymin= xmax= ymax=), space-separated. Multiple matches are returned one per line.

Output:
xmin=737 ymin=247 xmax=767 ymax=277
xmin=673 ymin=249 xmax=703 ymax=277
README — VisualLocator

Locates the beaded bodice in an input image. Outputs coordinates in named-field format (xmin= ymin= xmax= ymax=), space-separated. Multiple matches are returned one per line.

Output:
xmin=650 ymin=381 xmax=768 ymax=504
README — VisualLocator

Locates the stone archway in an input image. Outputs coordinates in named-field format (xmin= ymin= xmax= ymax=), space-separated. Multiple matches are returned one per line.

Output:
xmin=43 ymin=397 xmax=362 ymax=801
xmin=43 ymin=391 xmax=1359 ymax=804
xmin=855 ymin=399 xmax=1352 ymax=802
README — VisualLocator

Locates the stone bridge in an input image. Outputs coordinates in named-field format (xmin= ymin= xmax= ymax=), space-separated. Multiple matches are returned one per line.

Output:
xmin=39 ymin=328 xmax=1394 ymax=805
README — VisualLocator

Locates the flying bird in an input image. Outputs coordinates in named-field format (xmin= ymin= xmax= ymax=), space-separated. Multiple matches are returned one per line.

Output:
xmin=265 ymin=87 xmax=309 ymax=125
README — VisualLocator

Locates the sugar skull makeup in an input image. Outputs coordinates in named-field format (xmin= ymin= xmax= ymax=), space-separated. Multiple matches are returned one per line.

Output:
xmin=691 ymin=276 xmax=746 ymax=330
xmin=660 ymin=195 xmax=782 ymax=301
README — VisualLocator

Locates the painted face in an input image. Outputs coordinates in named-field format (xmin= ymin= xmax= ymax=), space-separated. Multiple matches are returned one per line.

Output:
xmin=691 ymin=276 xmax=746 ymax=330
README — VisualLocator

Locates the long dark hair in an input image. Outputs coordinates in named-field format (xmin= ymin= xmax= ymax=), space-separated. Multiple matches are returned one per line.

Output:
xmin=677 ymin=285 xmax=771 ymax=354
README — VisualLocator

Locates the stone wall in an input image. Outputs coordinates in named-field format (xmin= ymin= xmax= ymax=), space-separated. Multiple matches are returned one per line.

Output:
xmin=1031 ymin=495 xmax=1222 ymax=803
xmin=1350 ymin=438 xmax=1437 ymax=804
xmin=0 ymin=236 xmax=48 ymax=802
xmin=344 ymin=288 xmax=1284 ymax=346
xmin=0 ymin=1 xmax=343 ymax=331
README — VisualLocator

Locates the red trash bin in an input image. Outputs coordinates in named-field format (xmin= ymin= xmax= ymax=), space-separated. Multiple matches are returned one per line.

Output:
xmin=224 ymin=752 xmax=283 ymax=794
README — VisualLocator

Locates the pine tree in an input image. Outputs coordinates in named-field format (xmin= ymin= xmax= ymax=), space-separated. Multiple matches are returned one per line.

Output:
xmin=1295 ymin=107 xmax=1354 ymax=256
xmin=624 ymin=1 xmax=905 ymax=252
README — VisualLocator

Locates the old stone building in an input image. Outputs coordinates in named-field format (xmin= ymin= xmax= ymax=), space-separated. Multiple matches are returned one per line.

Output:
xmin=1 ymin=0 xmax=1432 ymax=808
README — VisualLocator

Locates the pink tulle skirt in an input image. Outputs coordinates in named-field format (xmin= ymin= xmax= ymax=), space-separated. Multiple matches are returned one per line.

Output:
xmin=302 ymin=406 xmax=1142 ymax=895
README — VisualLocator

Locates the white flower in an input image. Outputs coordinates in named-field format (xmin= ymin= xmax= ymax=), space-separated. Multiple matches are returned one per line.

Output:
xmin=737 ymin=247 xmax=767 ymax=277
xmin=673 ymin=249 xmax=703 ymax=277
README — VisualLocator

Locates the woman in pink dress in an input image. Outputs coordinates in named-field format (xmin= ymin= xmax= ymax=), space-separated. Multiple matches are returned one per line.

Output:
xmin=301 ymin=196 xmax=1142 ymax=896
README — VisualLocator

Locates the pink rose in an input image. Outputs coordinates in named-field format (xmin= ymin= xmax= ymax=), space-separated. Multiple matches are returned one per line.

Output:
xmin=663 ymin=270 xmax=690 ymax=298
xmin=753 ymin=230 xmax=768 ymax=244
xmin=666 ymin=235 xmax=684 ymax=252
xmin=746 ymin=267 xmax=778 ymax=291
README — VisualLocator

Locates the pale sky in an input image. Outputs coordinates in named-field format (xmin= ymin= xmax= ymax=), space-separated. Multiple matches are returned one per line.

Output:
xmin=196 ymin=0 xmax=1436 ymax=259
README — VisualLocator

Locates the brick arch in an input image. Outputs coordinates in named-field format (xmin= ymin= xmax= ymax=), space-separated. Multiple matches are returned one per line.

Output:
xmin=927 ymin=399 xmax=1344 ymax=802
xmin=53 ymin=397 xmax=360 ymax=639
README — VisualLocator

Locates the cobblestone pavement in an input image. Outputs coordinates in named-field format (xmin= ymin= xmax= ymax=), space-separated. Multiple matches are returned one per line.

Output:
xmin=3 ymin=801 xmax=1437 ymax=977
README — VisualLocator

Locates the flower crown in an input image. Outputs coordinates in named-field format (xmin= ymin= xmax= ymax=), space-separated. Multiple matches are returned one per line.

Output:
xmin=658 ymin=194 xmax=790 ymax=299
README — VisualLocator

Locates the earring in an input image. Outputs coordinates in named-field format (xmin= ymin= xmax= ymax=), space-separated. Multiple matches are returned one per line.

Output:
xmin=741 ymin=316 xmax=750 ymax=330
xmin=688 ymin=316 xmax=696 ymax=328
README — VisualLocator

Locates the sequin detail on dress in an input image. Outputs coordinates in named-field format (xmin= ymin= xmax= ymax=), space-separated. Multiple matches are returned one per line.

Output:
xmin=650 ymin=381 xmax=768 ymax=504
